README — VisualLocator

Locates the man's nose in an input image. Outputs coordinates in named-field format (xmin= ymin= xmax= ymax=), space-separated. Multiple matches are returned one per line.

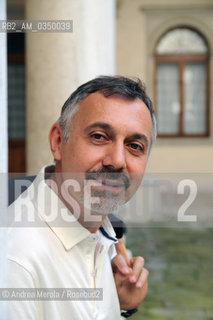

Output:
xmin=102 ymin=142 xmax=127 ymax=170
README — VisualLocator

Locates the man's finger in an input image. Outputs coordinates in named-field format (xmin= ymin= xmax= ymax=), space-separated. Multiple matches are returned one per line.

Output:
xmin=112 ymin=254 xmax=132 ymax=275
xmin=113 ymin=270 xmax=129 ymax=289
xmin=129 ymin=256 xmax=145 ymax=283
xmin=136 ymin=268 xmax=149 ymax=288
xmin=115 ymin=238 xmax=131 ymax=265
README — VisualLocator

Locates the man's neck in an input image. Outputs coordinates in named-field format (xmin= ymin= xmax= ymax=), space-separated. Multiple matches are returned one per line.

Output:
xmin=46 ymin=169 xmax=107 ymax=233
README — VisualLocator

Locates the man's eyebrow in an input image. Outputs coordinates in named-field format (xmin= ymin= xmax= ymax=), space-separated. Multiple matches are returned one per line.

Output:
xmin=84 ymin=122 xmax=113 ymax=133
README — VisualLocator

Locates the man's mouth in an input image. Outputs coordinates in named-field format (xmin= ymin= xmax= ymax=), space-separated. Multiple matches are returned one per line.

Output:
xmin=96 ymin=179 xmax=125 ymax=188
xmin=85 ymin=171 xmax=130 ymax=189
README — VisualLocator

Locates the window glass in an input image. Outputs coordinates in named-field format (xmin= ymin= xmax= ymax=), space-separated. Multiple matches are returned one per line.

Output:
xmin=183 ymin=63 xmax=206 ymax=134
xmin=157 ymin=63 xmax=180 ymax=134
xmin=8 ymin=65 xmax=26 ymax=139
xmin=156 ymin=28 xmax=207 ymax=54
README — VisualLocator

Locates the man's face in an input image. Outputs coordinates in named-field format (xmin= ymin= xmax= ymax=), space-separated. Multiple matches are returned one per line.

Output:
xmin=56 ymin=92 xmax=152 ymax=214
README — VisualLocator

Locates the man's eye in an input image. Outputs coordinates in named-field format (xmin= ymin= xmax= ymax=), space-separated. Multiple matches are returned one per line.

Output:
xmin=129 ymin=143 xmax=143 ymax=151
xmin=91 ymin=133 xmax=105 ymax=140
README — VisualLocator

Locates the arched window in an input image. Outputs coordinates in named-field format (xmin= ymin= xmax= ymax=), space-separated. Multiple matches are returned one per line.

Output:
xmin=155 ymin=27 xmax=209 ymax=137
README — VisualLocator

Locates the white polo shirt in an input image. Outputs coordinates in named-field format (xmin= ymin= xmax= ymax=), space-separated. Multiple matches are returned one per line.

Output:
xmin=5 ymin=166 xmax=122 ymax=320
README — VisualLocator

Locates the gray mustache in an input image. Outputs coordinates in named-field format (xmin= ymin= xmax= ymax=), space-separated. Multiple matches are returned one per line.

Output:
xmin=85 ymin=169 xmax=130 ymax=189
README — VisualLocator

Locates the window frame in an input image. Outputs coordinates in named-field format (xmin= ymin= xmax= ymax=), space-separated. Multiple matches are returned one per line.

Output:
xmin=155 ymin=29 xmax=210 ymax=138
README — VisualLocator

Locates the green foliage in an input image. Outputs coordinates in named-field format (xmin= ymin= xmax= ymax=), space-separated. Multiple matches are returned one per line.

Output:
xmin=126 ymin=227 xmax=213 ymax=320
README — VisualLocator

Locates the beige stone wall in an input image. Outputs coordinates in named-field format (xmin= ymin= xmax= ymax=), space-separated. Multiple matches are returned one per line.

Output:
xmin=117 ymin=0 xmax=213 ymax=173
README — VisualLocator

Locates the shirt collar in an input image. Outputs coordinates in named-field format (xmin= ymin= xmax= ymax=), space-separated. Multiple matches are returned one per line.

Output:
xmin=32 ymin=165 xmax=117 ymax=251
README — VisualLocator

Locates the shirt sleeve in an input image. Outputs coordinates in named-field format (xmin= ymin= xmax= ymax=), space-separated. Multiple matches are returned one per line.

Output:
xmin=4 ymin=258 xmax=42 ymax=320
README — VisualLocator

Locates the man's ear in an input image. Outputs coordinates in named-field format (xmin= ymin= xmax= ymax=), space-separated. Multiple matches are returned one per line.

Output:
xmin=49 ymin=123 xmax=63 ymax=161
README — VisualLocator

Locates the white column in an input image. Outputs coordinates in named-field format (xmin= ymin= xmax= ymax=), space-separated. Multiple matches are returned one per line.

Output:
xmin=0 ymin=1 xmax=8 ymax=318
xmin=26 ymin=0 xmax=116 ymax=173
xmin=76 ymin=0 xmax=116 ymax=84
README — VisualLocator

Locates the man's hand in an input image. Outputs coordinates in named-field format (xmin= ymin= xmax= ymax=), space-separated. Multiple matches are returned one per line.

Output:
xmin=112 ymin=238 xmax=149 ymax=310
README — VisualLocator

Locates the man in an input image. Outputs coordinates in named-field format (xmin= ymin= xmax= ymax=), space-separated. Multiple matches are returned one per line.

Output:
xmin=6 ymin=76 xmax=156 ymax=319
